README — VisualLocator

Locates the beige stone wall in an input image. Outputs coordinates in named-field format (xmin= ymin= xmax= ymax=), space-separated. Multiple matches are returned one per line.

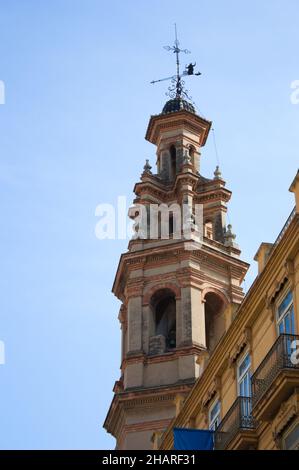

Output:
xmin=119 ymin=403 xmax=176 ymax=450
xmin=251 ymin=306 xmax=276 ymax=371
xmin=122 ymin=430 xmax=153 ymax=450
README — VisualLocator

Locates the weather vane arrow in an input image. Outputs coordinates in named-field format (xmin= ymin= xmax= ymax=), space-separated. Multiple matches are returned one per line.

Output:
xmin=150 ymin=24 xmax=201 ymax=101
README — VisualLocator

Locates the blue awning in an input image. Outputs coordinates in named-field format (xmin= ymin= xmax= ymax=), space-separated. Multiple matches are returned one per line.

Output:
xmin=173 ymin=428 xmax=214 ymax=450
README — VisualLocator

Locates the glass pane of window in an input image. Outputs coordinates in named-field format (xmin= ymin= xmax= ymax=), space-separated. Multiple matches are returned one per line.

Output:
xmin=279 ymin=321 xmax=284 ymax=334
xmin=241 ymin=397 xmax=252 ymax=417
xmin=210 ymin=401 xmax=220 ymax=422
xmin=285 ymin=313 xmax=291 ymax=334
xmin=210 ymin=417 xmax=220 ymax=431
xmin=239 ymin=373 xmax=251 ymax=397
xmin=278 ymin=291 xmax=293 ymax=319
xmin=238 ymin=354 xmax=250 ymax=379
xmin=238 ymin=354 xmax=251 ymax=398
xmin=277 ymin=291 xmax=295 ymax=337
xmin=209 ymin=400 xmax=221 ymax=431
xmin=290 ymin=307 xmax=295 ymax=334
xmin=283 ymin=424 xmax=299 ymax=450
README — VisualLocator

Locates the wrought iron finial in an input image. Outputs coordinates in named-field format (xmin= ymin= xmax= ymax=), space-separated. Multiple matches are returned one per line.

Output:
xmin=150 ymin=24 xmax=201 ymax=102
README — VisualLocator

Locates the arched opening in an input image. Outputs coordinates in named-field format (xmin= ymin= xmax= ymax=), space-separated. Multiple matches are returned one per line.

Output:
xmin=170 ymin=145 xmax=176 ymax=180
xmin=169 ymin=213 xmax=174 ymax=237
xmin=149 ymin=289 xmax=176 ymax=354
xmin=204 ymin=220 xmax=214 ymax=240
xmin=189 ymin=145 xmax=195 ymax=166
xmin=204 ymin=292 xmax=226 ymax=352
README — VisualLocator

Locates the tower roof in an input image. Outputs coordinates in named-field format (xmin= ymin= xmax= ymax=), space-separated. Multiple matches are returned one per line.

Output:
xmin=162 ymin=97 xmax=196 ymax=114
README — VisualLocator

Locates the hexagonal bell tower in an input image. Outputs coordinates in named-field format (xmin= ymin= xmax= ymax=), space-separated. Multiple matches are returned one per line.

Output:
xmin=103 ymin=95 xmax=249 ymax=449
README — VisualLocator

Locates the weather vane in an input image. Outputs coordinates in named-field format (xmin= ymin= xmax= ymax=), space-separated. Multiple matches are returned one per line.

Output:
xmin=151 ymin=24 xmax=201 ymax=101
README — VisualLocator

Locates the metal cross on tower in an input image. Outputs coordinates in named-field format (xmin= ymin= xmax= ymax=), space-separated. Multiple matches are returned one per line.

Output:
xmin=151 ymin=24 xmax=201 ymax=101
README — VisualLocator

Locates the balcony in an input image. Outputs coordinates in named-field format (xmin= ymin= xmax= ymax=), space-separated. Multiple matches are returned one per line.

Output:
xmin=252 ymin=334 xmax=299 ymax=420
xmin=214 ymin=397 xmax=257 ymax=450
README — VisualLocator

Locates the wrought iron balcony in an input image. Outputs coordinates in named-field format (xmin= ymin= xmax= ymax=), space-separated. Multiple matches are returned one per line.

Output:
xmin=214 ymin=397 xmax=257 ymax=450
xmin=252 ymin=334 xmax=299 ymax=418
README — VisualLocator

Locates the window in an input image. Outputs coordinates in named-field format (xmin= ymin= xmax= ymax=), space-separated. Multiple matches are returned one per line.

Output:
xmin=237 ymin=353 xmax=251 ymax=397
xmin=204 ymin=292 xmax=225 ymax=352
xmin=209 ymin=399 xmax=221 ymax=431
xmin=277 ymin=290 xmax=295 ymax=335
xmin=189 ymin=145 xmax=195 ymax=167
xmin=151 ymin=289 xmax=176 ymax=350
xmin=282 ymin=422 xmax=299 ymax=450
xmin=170 ymin=145 xmax=176 ymax=180
xmin=169 ymin=214 xmax=174 ymax=237
xmin=204 ymin=221 xmax=213 ymax=240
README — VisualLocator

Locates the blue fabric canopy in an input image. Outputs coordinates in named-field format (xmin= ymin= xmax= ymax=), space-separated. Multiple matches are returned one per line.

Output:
xmin=173 ymin=428 xmax=214 ymax=450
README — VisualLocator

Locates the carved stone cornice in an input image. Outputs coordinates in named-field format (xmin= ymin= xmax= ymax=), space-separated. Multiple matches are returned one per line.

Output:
xmin=267 ymin=275 xmax=288 ymax=305
xmin=104 ymin=382 xmax=194 ymax=436
xmin=228 ymin=327 xmax=252 ymax=372
xmin=202 ymin=375 xmax=221 ymax=409
xmin=145 ymin=111 xmax=212 ymax=147
xmin=285 ymin=258 xmax=295 ymax=289
xmin=122 ymin=345 xmax=203 ymax=369
xmin=193 ymin=188 xmax=231 ymax=204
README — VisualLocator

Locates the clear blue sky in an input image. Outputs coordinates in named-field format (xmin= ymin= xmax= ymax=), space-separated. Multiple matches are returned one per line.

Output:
xmin=0 ymin=0 xmax=298 ymax=449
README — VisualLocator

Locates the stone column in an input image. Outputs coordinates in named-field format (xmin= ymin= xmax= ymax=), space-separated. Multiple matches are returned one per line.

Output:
xmin=179 ymin=286 xmax=206 ymax=347
xmin=191 ymin=287 xmax=206 ymax=347
xmin=160 ymin=150 xmax=170 ymax=180
xmin=175 ymin=298 xmax=183 ymax=346
xmin=127 ymin=296 xmax=143 ymax=355
xmin=124 ymin=296 xmax=144 ymax=390
xmin=118 ymin=305 xmax=126 ymax=363
xmin=180 ymin=286 xmax=192 ymax=346
xmin=142 ymin=304 xmax=152 ymax=354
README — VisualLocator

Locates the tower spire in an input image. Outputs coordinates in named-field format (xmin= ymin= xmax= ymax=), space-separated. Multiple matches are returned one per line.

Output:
xmin=172 ymin=23 xmax=183 ymax=97
xmin=151 ymin=24 xmax=201 ymax=101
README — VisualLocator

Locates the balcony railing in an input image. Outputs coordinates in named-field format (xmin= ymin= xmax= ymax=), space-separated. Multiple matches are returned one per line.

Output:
xmin=214 ymin=397 xmax=256 ymax=450
xmin=252 ymin=334 xmax=299 ymax=409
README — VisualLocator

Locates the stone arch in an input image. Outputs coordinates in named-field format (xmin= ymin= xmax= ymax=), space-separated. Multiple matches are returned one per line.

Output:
xmin=202 ymin=287 xmax=229 ymax=352
xmin=201 ymin=286 xmax=230 ymax=306
xmin=170 ymin=145 xmax=177 ymax=180
xmin=151 ymin=289 xmax=176 ymax=345
xmin=145 ymin=284 xmax=180 ymax=355
xmin=143 ymin=282 xmax=181 ymax=306
xmin=204 ymin=219 xmax=214 ymax=239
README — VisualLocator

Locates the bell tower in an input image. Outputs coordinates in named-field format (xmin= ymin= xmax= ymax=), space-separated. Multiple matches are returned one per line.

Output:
xmin=104 ymin=34 xmax=249 ymax=450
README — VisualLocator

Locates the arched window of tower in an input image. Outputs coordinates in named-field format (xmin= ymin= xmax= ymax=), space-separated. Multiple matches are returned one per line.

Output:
xmin=204 ymin=220 xmax=214 ymax=240
xmin=149 ymin=289 xmax=176 ymax=355
xmin=170 ymin=145 xmax=176 ymax=180
xmin=169 ymin=213 xmax=174 ymax=237
xmin=189 ymin=145 xmax=195 ymax=165
xmin=204 ymin=292 xmax=226 ymax=352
